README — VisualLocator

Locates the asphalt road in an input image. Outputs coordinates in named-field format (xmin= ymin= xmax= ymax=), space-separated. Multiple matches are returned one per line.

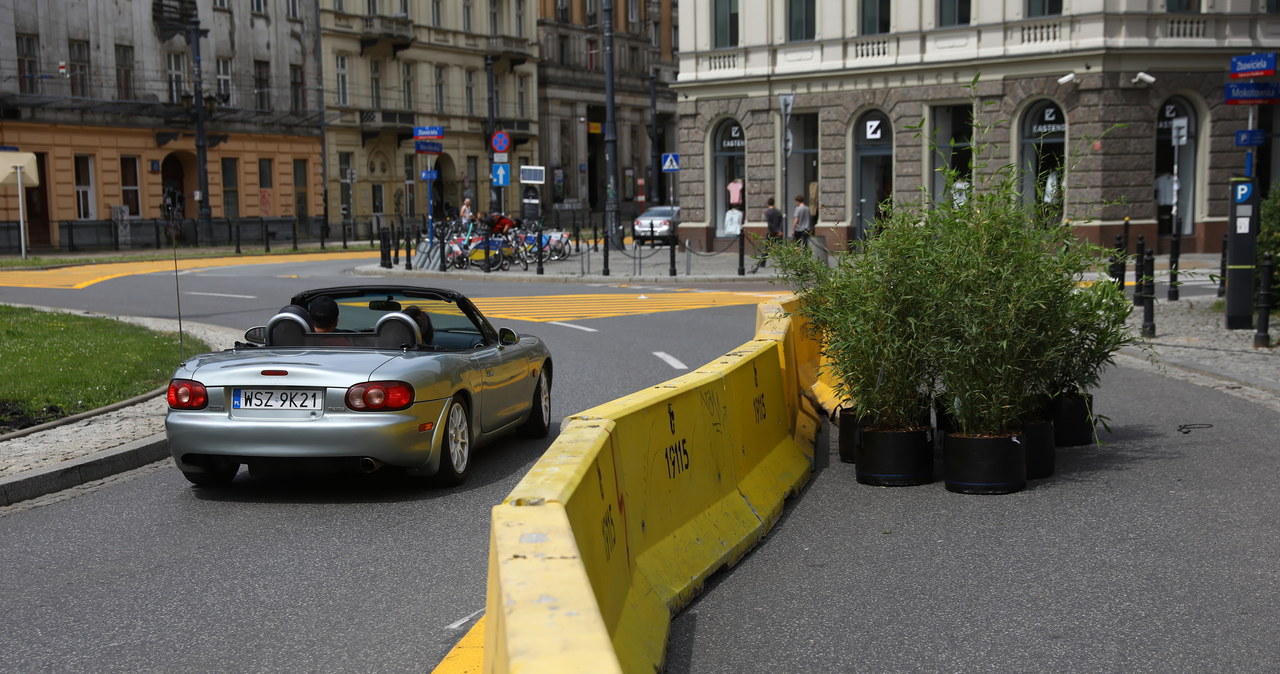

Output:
xmin=0 ymin=257 xmax=769 ymax=672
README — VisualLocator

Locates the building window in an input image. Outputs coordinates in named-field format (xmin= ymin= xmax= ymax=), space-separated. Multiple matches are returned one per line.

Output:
xmin=74 ymin=155 xmax=95 ymax=219
xmin=120 ymin=157 xmax=141 ymax=216
xmin=259 ymin=158 xmax=274 ymax=189
xmin=464 ymin=0 xmax=473 ymax=31
xmin=399 ymin=0 xmax=409 ymax=16
xmin=338 ymin=152 xmax=354 ymax=220
xmin=862 ymin=0 xmax=890 ymax=34
xmin=370 ymin=60 xmax=383 ymax=108
xmin=367 ymin=0 xmax=377 ymax=15
xmin=517 ymin=75 xmax=527 ymax=118
xmin=287 ymin=0 xmax=300 ymax=19
xmin=939 ymin=0 xmax=971 ymax=27
xmin=68 ymin=40 xmax=90 ymax=97
xmin=222 ymin=158 xmax=240 ymax=218
xmin=115 ymin=45 xmax=135 ymax=100
xmin=587 ymin=38 xmax=599 ymax=71
xmin=714 ymin=0 xmax=739 ymax=48
xmin=293 ymin=159 xmax=309 ymax=218
xmin=1167 ymin=0 xmax=1199 ymax=11
xmin=216 ymin=58 xmax=234 ymax=107
xmin=515 ymin=0 xmax=525 ymax=38
xmin=586 ymin=0 xmax=597 ymax=25
xmin=435 ymin=65 xmax=446 ymax=113
xmin=712 ymin=120 xmax=745 ymax=237
xmin=788 ymin=0 xmax=815 ymax=41
xmin=853 ymin=110 xmax=894 ymax=239
xmin=1020 ymin=101 xmax=1066 ymax=218
xmin=290 ymin=65 xmax=306 ymax=111
xmin=490 ymin=0 xmax=500 ymax=34
xmin=168 ymin=52 xmax=187 ymax=103
xmin=628 ymin=0 xmax=638 ymax=24
xmin=432 ymin=0 xmax=442 ymax=26
xmin=1027 ymin=0 xmax=1062 ymax=17
xmin=254 ymin=60 xmax=271 ymax=110
xmin=403 ymin=154 xmax=417 ymax=216
xmin=214 ymin=0 xmax=227 ymax=8
xmin=371 ymin=183 xmax=385 ymax=214
xmin=251 ymin=0 xmax=266 ymax=14
xmin=931 ymin=104 xmax=973 ymax=202
xmin=465 ymin=70 xmax=475 ymax=116
xmin=335 ymin=0 xmax=344 ymax=11
xmin=402 ymin=62 xmax=415 ymax=109
xmin=336 ymin=55 xmax=350 ymax=106
xmin=17 ymin=34 xmax=39 ymax=94
xmin=1270 ymin=0 xmax=1280 ymax=14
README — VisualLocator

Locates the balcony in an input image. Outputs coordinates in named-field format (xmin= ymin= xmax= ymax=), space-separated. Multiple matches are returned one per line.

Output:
xmin=358 ymin=108 xmax=415 ymax=145
xmin=360 ymin=14 xmax=415 ymax=56
xmin=489 ymin=35 xmax=534 ymax=63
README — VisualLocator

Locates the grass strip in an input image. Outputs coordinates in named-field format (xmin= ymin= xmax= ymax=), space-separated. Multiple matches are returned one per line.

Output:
xmin=0 ymin=306 xmax=212 ymax=423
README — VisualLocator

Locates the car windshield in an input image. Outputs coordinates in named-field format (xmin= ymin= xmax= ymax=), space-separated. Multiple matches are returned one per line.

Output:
xmin=329 ymin=293 xmax=477 ymax=334
xmin=643 ymin=207 xmax=677 ymax=219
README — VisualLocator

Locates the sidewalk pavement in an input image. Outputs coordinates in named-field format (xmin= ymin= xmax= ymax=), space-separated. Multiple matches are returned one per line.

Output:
xmin=0 ymin=250 xmax=1267 ymax=508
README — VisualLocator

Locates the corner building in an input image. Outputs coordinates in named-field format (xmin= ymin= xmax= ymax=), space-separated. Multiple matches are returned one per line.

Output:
xmin=674 ymin=0 xmax=1280 ymax=253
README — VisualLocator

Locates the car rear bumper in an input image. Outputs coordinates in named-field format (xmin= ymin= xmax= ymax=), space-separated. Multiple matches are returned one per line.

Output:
xmin=165 ymin=398 xmax=449 ymax=472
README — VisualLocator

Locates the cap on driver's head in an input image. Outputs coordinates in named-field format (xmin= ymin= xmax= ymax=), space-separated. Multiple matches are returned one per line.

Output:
xmin=309 ymin=295 xmax=339 ymax=328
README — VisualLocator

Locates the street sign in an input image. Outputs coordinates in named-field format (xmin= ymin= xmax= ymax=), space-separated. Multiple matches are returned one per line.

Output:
xmin=491 ymin=131 xmax=511 ymax=153
xmin=420 ymin=169 xmax=439 ymax=181
xmin=414 ymin=125 xmax=444 ymax=139
xmin=1231 ymin=52 xmax=1277 ymax=79
xmin=493 ymin=152 xmax=509 ymax=164
xmin=519 ymin=165 xmax=545 ymax=184
xmin=661 ymin=153 xmax=680 ymax=172
xmin=414 ymin=140 xmax=443 ymax=154
xmin=1226 ymin=81 xmax=1280 ymax=105
xmin=1170 ymin=117 xmax=1189 ymax=146
xmin=492 ymin=163 xmax=510 ymax=187
xmin=1236 ymin=130 xmax=1267 ymax=147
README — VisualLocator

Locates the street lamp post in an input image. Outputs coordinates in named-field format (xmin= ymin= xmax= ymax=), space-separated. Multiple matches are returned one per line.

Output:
xmin=602 ymin=0 xmax=620 ymax=276
xmin=185 ymin=22 xmax=213 ymax=236
xmin=486 ymin=55 xmax=499 ymax=216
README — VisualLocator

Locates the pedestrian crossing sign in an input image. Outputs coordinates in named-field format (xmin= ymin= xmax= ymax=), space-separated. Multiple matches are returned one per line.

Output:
xmin=662 ymin=153 xmax=680 ymax=172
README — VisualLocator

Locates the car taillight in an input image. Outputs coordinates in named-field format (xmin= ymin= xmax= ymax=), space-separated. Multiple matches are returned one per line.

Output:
xmin=167 ymin=379 xmax=208 ymax=410
xmin=346 ymin=381 xmax=415 ymax=411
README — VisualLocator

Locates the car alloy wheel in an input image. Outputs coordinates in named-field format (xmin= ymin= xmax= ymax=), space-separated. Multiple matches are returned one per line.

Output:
xmin=436 ymin=396 xmax=471 ymax=485
xmin=518 ymin=368 xmax=551 ymax=438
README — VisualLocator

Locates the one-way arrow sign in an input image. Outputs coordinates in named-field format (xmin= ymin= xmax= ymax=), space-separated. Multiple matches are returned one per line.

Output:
xmin=492 ymin=163 xmax=510 ymax=186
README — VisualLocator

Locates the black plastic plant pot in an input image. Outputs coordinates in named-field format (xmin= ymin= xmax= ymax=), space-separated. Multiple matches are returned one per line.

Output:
xmin=855 ymin=428 xmax=933 ymax=486
xmin=837 ymin=409 xmax=866 ymax=464
xmin=1020 ymin=420 xmax=1055 ymax=480
xmin=943 ymin=434 xmax=1026 ymax=495
xmin=1052 ymin=392 xmax=1096 ymax=447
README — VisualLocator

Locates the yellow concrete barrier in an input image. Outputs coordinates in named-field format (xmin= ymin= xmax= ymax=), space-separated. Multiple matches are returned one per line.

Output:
xmin=484 ymin=297 xmax=821 ymax=673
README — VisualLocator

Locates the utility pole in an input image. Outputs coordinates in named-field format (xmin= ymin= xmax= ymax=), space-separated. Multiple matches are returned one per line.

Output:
xmin=602 ymin=0 xmax=619 ymax=275
xmin=650 ymin=69 xmax=660 ymax=206
xmin=486 ymin=55 xmax=500 ymax=216
xmin=185 ymin=21 xmax=212 ymax=236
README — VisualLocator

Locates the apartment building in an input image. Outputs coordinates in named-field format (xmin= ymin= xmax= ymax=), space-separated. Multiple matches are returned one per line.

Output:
xmin=320 ymin=0 xmax=539 ymax=231
xmin=675 ymin=0 xmax=1280 ymax=253
xmin=535 ymin=0 xmax=679 ymax=225
xmin=0 ymin=0 xmax=325 ymax=249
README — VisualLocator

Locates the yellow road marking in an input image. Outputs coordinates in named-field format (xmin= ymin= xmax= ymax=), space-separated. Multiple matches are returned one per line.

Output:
xmin=431 ymin=617 xmax=485 ymax=674
xmin=472 ymin=291 xmax=788 ymax=322
xmin=0 ymin=251 xmax=376 ymax=289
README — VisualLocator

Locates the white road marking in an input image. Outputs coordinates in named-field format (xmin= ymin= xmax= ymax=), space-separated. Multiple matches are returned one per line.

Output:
xmin=654 ymin=351 xmax=687 ymax=369
xmin=185 ymin=291 xmax=258 ymax=299
xmin=446 ymin=608 xmax=485 ymax=630
xmin=549 ymin=321 xmax=598 ymax=332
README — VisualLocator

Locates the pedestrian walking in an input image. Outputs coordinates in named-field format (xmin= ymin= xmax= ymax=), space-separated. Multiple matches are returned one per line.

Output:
xmin=792 ymin=195 xmax=812 ymax=248
xmin=751 ymin=197 xmax=785 ymax=273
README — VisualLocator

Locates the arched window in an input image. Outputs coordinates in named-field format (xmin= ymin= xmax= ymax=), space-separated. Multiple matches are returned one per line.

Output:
xmin=1020 ymin=100 xmax=1066 ymax=218
xmin=712 ymin=119 xmax=745 ymax=237
xmin=853 ymin=110 xmax=893 ymax=239
xmin=1155 ymin=97 xmax=1198 ymax=237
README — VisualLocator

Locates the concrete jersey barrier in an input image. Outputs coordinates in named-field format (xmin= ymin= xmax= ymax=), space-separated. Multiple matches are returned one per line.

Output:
xmin=484 ymin=298 xmax=826 ymax=672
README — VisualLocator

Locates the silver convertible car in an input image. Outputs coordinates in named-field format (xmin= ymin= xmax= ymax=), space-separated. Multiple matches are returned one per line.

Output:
xmin=165 ymin=285 xmax=552 ymax=487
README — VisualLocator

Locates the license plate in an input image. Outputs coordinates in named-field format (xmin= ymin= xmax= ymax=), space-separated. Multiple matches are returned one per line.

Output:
xmin=232 ymin=388 xmax=324 ymax=410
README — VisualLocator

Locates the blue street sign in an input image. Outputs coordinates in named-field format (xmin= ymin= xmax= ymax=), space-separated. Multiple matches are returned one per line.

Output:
xmin=414 ymin=140 xmax=443 ymax=154
xmin=661 ymin=153 xmax=680 ymax=172
xmin=1235 ymin=182 xmax=1253 ymax=204
xmin=1231 ymin=52 xmax=1277 ymax=79
xmin=414 ymin=125 xmax=444 ymax=138
xmin=1226 ymin=81 xmax=1280 ymax=105
xmin=492 ymin=163 xmax=510 ymax=187
xmin=1236 ymin=130 xmax=1267 ymax=147
xmin=420 ymin=170 xmax=439 ymax=181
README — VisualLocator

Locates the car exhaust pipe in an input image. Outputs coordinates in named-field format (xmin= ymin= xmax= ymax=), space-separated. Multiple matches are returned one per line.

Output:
xmin=359 ymin=457 xmax=383 ymax=474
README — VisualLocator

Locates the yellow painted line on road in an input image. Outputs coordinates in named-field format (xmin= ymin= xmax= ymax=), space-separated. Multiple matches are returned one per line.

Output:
xmin=472 ymin=291 xmax=789 ymax=322
xmin=431 ymin=617 xmax=485 ymax=674
xmin=0 ymin=251 xmax=377 ymax=289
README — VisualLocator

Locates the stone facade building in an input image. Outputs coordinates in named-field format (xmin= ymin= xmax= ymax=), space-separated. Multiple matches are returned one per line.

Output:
xmin=674 ymin=0 xmax=1280 ymax=253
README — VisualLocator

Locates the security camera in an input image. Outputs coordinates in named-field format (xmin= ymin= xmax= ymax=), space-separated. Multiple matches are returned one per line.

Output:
xmin=1133 ymin=72 xmax=1156 ymax=84
xmin=1056 ymin=73 xmax=1076 ymax=85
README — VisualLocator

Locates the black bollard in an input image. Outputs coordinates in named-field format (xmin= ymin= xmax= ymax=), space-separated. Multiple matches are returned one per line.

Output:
xmin=405 ymin=228 xmax=413 ymax=270
xmin=1109 ymin=256 xmax=1123 ymax=290
xmin=1218 ymin=233 xmax=1228 ymax=297
xmin=342 ymin=221 xmax=349 ymax=250
xmin=391 ymin=220 xmax=399 ymax=266
xmin=1257 ymin=252 xmax=1274 ymax=348
xmin=1133 ymin=234 xmax=1146 ymax=306
xmin=439 ymin=223 xmax=448 ymax=272
xmin=320 ymin=217 xmax=326 ymax=250
xmin=235 ymin=218 xmax=242 ymax=254
xmin=262 ymin=217 xmax=271 ymax=253
xmin=669 ymin=226 xmax=677 ymax=277
xmin=737 ymin=226 xmax=745 ymax=276
xmin=1141 ymin=249 xmax=1156 ymax=338
xmin=379 ymin=229 xmax=392 ymax=268
xmin=593 ymin=222 xmax=599 ymax=252
xmin=1168 ymin=232 xmax=1180 ymax=301
xmin=1113 ymin=234 xmax=1126 ymax=293
xmin=536 ymin=218 xmax=545 ymax=276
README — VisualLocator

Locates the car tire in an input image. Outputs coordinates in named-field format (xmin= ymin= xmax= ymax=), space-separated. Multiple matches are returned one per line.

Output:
xmin=517 ymin=368 xmax=551 ymax=439
xmin=181 ymin=460 xmax=239 ymax=487
xmin=434 ymin=396 xmax=471 ymax=486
